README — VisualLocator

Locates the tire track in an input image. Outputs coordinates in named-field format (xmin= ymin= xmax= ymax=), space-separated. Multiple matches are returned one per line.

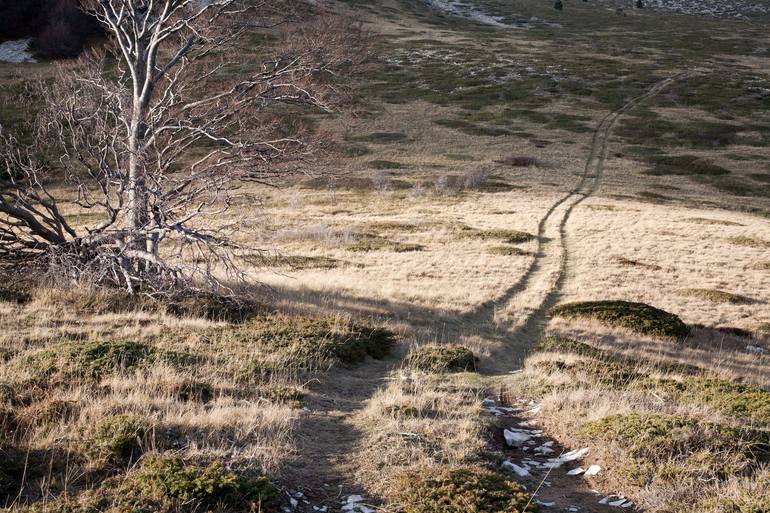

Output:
xmin=466 ymin=70 xmax=696 ymax=372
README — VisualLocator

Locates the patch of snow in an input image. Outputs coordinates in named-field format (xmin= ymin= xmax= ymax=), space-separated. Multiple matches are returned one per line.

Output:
xmin=746 ymin=345 xmax=765 ymax=354
xmin=0 ymin=39 xmax=36 ymax=64
xmin=502 ymin=460 xmax=531 ymax=477
xmin=567 ymin=467 xmax=585 ymax=475
xmin=535 ymin=499 xmax=556 ymax=507
xmin=584 ymin=464 xmax=602 ymax=476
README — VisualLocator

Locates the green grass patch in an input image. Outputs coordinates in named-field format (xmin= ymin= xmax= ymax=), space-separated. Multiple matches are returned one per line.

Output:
xmin=91 ymin=414 xmax=148 ymax=462
xmin=387 ymin=466 xmax=536 ymax=513
xmin=434 ymin=119 xmax=512 ymax=137
xmin=487 ymin=246 xmax=531 ymax=256
xmin=348 ymin=132 xmax=409 ymax=144
xmin=636 ymin=378 xmax=770 ymax=424
xmin=10 ymin=340 xmax=154 ymax=383
xmin=369 ymin=159 xmax=405 ymax=169
xmin=579 ymin=413 xmax=770 ymax=487
xmin=550 ymin=300 xmax=690 ymax=338
xmin=642 ymin=155 xmax=730 ymax=177
xmin=270 ymin=255 xmax=341 ymax=270
xmin=345 ymin=236 xmax=424 ymax=253
xmin=458 ymin=226 xmax=535 ymax=244
xmin=727 ymin=236 xmax=770 ymax=249
xmin=405 ymin=344 xmax=478 ymax=373
xmin=677 ymin=288 xmax=753 ymax=305
xmin=682 ymin=217 xmax=743 ymax=226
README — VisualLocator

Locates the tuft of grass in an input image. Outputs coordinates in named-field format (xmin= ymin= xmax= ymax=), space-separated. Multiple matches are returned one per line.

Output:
xmin=487 ymin=246 xmax=531 ymax=256
xmin=405 ymin=344 xmax=478 ymax=373
xmin=579 ymin=413 xmax=770 ymax=487
xmin=91 ymin=414 xmax=148 ymax=462
xmin=10 ymin=340 xmax=154 ymax=383
xmin=753 ymin=261 xmax=770 ymax=271
xmin=612 ymin=256 xmax=662 ymax=271
xmin=497 ymin=155 xmax=540 ymax=167
xmin=258 ymin=384 xmax=305 ymax=405
xmin=345 ymin=237 xmax=424 ymax=253
xmin=550 ymin=300 xmax=690 ymax=338
xmin=682 ymin=217 xmax=743 ymax=226
xmin=677 ymin=288 xmax=753 ymax=305
xmin=165 ymin=293 xmax=262 ymax=323
xmin=533 ymin=336 xmax=606 ymax=360
xmin=386 ymin=466 xmax=536 ymax=513
xmin=727 ymin=236 xmax=770 ymax=249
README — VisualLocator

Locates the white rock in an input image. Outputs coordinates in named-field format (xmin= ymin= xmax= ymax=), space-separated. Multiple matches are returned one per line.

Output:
xmin=504 ymin=429 xmax=532 ymax=446
xmin=535 ymin=499 xmax=556 ymax=507
xmin=609 ymin=498 xmax=628 ymax=507
xmin=360 ymin=507 xmax=376 ymax=513
xmin=584 ymin=465 xmax=601 ymax=476
xmin=290 ymin=498 xmax=299 ymax=508
xmin=621 ymin=501 xmax=635 ymax=508
xmin=599 ymin=497 xmax=609 ymax=505
xmin=346 ymin=495 xmax=364 ymax=504
xmin=558 ymin=448 xmax=589 ymax=462
xmin=567 ymin=467 xmax=585 ymax=475
xmin=502 ymin=460 xmax=530 ymax=477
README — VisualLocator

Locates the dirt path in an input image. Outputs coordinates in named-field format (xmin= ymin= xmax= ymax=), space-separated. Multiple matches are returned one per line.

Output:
xmin=471 ymin=70 xmax=697 ymax=373
xmin=280 ymin=71 xmax=695 ymax=513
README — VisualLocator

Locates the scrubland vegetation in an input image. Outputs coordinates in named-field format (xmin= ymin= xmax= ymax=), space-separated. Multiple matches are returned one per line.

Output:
xmin=1 ymin=0 xmax=769 ymax=512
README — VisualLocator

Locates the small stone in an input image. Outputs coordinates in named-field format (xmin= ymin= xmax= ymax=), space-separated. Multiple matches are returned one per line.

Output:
xmin=567 ymin=467 xmax=585 ymax=475
xmin=584 ymin=464 xmax=601 ymax=476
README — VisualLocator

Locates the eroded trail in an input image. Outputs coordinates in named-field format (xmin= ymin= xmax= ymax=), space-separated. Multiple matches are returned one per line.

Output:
xmin=473 ymin=71 xmax=696 ymax=373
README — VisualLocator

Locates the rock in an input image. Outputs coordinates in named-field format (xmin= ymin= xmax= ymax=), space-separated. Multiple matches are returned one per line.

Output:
xmin=536 ymin=499 xmax=556 ymax=507
xmin=504 ymin=428 xmax=533 ymax=446
xmin=502 ymin=460 xmax=531 ymax=477
xmin=567 ymin=467 xmax=585 ymax=475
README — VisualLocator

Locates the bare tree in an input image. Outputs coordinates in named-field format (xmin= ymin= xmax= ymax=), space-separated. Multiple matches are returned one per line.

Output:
xmin=0 ymin=0 xmax=366 ymax=294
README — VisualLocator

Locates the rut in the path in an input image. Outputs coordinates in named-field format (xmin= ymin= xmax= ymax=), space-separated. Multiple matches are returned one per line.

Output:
xmin=463 ymin=70 xmax=697 ymax=373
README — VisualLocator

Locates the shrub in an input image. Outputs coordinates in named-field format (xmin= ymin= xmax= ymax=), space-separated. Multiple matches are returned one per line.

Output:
xmin=164 ymin=380 xmax=214 ymax=403
xmin=387 ymin=466 xmax=536 ymax=513
xmin=124 ymin=456 xmax=279 ymax=512
xmin=498 ymin=155 xmax=540 ymax=167
xmin=458 ymin=226 xmax=535 ymax=244
xmin=405 ymin=344 xmax=478 ymax=373
xmin=550 ymin=300 xmax=690 ymax=338
xmin=91 ymin=415 xmax=148 ymax=461
xmin=611 ymin=256 xmax=662 ymax=271
xmin=579 ymin=413 xmax=770 ymax=486
xmin=166 ymin=292 xmax=262 ymax=323
xmin=0 ymin=285 xmax=31 ymax=304
xmin=677 ymin=288 xmax=753 ymax=305
xmin=235 ymin=315 xmax=396 ymax=366
xmin=643 ymin=155 xmax=730 ymax=176
xmin=345 ymin=237 xmax=423 ymax=253
xmin=12 ymin=340 xmax=153 ymax=382
xmin=636 ymin=378 xmax=770 ymax=424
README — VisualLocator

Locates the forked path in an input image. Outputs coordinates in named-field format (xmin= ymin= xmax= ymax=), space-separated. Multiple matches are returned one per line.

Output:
xmin=476 ymin=70 xmax=696 ymax=373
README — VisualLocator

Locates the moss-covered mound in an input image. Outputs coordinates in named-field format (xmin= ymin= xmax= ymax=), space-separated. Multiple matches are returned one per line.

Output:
xmin=533 ymin=337 xmax=606 ymax=359
xmin=550 ymin=301 xmax=690 ymax=338
xmin=0 ymin=285 xmax=31 ymax=304
xmin=11 ymin=340 xmax=153 ymax=382
xmin=676 ymin=288 xmax=753 ymax=304
xmin=387 ymin=466 xmax=536 ymax=513
xmin=580 ymin=413 xmax=770 ymax=486
xmin=405 ymin=344 xmax=478 ymax=373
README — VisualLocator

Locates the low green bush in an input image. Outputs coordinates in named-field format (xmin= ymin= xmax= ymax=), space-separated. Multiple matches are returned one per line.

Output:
xmin=676 ymin=288 xmax=753 ymax=304
xmin=12 ymin=340 xmax=153 ymax=382
xmin=91 ymin=415 xmax=148 ymax=461
xmin=405 ymin=344 xmax=478 ymax=373
xmin=345 ymin=237 xmax=423 ymax=253
xmin=550 ymin=300 xmax=690 ymax=338
xmin=580 ymin=413 xmax=770 ymax=486
xmin=387 ymin=466 xmax=536 ymax=513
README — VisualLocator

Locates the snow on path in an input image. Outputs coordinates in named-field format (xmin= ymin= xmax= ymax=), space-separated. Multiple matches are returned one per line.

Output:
xmin=0 ymin=39 xmax=36 ymax=64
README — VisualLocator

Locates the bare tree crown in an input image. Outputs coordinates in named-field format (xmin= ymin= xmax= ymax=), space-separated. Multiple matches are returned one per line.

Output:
xmin=0 ymin=0 xmax=366 ymax=294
